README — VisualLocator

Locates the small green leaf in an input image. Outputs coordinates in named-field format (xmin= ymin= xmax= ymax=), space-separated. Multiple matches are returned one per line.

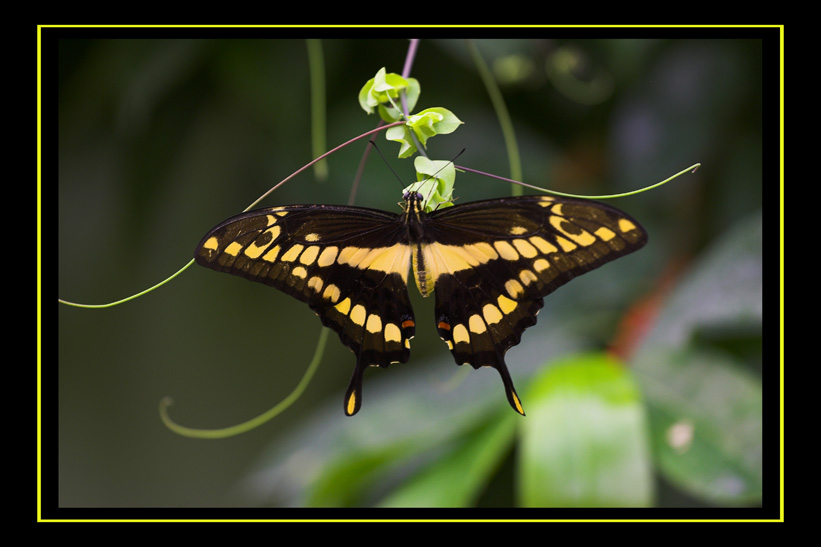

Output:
xmin=386 ymin=108 xmax=463 ymax=159
xmin=406 ymin=107 xmax=463 ymax=146
xmin=358 ymin=67 xmax=420 ymax=123
xmin=406 ymin=156 xmax=455 ymax=211
xmin=385 ymin=124 xmax=417 ymax=158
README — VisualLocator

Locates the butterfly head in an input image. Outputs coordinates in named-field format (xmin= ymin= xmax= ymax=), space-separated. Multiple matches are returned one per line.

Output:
xmin=402 ymin=190 xmax=425 ymax=202
xmin=402 ymin=190 xmax=427 ymax=215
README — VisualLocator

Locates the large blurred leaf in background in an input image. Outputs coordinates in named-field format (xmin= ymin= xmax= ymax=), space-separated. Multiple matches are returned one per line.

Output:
xmin=634 ymin=212 xmax=763 ymax=505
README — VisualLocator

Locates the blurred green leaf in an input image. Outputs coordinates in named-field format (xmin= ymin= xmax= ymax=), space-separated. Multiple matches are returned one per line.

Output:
xmin=642 ymin=349 xmax=762 ymax=504
xmin=518 ymin=353 xmax=653 ymax=507
xmin=377 ymin=414 xmax=517 ymax=507
xmin=634 ymin=212 xmax=763 ymax=505
xmin=307 ymin=442 xmax=414 ymax=507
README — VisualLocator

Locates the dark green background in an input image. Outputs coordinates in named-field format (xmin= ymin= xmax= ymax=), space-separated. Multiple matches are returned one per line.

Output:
xmin=52 ymin=31 xmax=773 ymax=511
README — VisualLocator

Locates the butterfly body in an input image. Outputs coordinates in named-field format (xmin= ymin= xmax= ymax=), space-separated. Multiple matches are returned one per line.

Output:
xmin=195 ymin=192 xmax=647 ymax=416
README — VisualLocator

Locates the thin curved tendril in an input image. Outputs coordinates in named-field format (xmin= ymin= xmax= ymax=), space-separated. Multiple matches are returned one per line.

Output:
xmin=58 ymin=122 xmax=405 ymax=309
xmin=456 ymin=163 xmax=701 ymax=200
xmin=58 ymin=259 xmax=194 ymax=309
xmin=246 ymin=121 xmax=405 ymax=211
xmin=159 ymin=327 xmax=329 ymax=439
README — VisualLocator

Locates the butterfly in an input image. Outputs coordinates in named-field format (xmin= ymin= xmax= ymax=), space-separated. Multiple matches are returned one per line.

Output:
xmin=195 ymin=191 xmax=647 ymax=416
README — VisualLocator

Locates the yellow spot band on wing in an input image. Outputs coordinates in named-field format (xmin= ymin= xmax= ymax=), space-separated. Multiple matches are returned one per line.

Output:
xmin=366 ymin=313 xmax=383 ymax=334
xmin=453 ymin=324 xmax=470 ymax=344
xmin=244 ymin=241 xmax=271 ymax=259
xmin=505 ymin=279 xmax=524 ymax=298
xmin=299 ymin=245 xmax=320 ymax=265
xmin=483 ymin=303 xmax=503 ymax=325
xmin=334 ymin=297 xmax=351 ymax=315
xmin=359 ymin=244 xmax=411 ymax=278
xmin=203 ymin=236 xmax=219 ymax=251
xmin=307 ymin=276 xmax=324 ymax=293
xmin=550 ymin=216 xmax=595 ymax=246
xmin=595 ymin=226 xmax=617 ymax=241
xmin=350 ymin=304 xmax=367 ymax=326
xmin=469 ymin=314 xmax=487 ymax=334
xmin=385 ymin=323 xmax=402 ymax=343
xmin=313 ymin=247 xmax=336 ymax=267
xmin=493 ymin=240 xmax=519 ymax=261
xmin=618 ymin=218 xmax=637 ymax=233
xmin=323 ymin=284 xmax=341 ymax=303
xmin=334 ymin=244 xmax=411 ymax=280
xmin=225 ymin=242 xmax=242 ymax=256
xmin=281 ymin=244 xmax=304 ymax=262
xmin=497 ymin=295 xmax=517 ymax=314
xmin=519 ymin=269 xmax=538 ymax=286
xmin=555 ymin=236 xmax=577 ymax=252
xmin=533 ymin=258 xmax=551 ymax=272
xmin=512 ymin=238 xmax=538 ymax=258
xmin=529 ymin=236 xmax=557 ymax=254
xmin=262 ymin=245 xmax=280 ymax=262
xmin=337 ymin=246 xmax=367 ymax=265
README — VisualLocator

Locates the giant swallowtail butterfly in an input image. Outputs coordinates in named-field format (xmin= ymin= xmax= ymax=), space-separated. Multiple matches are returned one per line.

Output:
xmin=195 ymin=191 xmax=647 ymax=416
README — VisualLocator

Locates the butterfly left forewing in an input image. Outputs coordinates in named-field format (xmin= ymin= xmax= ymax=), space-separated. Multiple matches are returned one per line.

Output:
xmin=195 ymin=204 xmax=415 ymax=415
xmin=422 ymin=195 xmax=647 ymax=414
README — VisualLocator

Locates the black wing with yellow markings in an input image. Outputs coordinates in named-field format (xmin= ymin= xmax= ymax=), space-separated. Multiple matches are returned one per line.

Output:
xmin=195 ymin=203 xmax=416 ymax=416
xmin=416 ymin=195 xmax=648 ymax=415
xmin=195 ymin=193 xmax=647 ymax=417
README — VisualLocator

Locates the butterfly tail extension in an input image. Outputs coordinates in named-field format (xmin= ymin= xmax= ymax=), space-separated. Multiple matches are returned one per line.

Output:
xmin=344 ymin=361 xmax=365 ymax=416
xmin=496 ymin=360 xmax=526 ymax=416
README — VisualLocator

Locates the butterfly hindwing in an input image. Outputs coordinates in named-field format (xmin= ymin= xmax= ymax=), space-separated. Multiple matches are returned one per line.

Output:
xmin=195 ymin=204 xmax=416 ymax=415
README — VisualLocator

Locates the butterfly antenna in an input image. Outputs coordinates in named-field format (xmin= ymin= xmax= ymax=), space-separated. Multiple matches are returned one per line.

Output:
xmin=369 ymin=141 xmax=466 ymax=210
xmin=368 ymin=139 xmax=407 ymax=192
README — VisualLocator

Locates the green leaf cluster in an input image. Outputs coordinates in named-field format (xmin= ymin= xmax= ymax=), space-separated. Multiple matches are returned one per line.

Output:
xmin=360 ymin=68 xmax=463 ymax=210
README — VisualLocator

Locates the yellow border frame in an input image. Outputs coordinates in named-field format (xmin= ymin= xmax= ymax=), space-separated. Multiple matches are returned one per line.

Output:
xmin=39 ymin=25 xmax=784 ymax=523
